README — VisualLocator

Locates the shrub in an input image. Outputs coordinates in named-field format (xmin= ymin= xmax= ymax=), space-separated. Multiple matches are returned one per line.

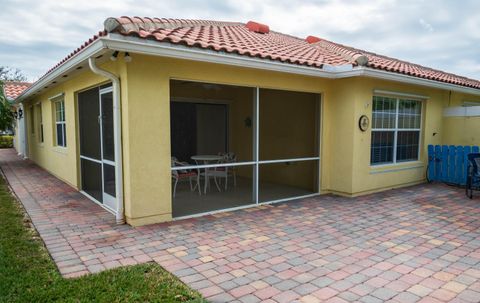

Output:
xmin=0 ymin=135 xmax=13 ymax=148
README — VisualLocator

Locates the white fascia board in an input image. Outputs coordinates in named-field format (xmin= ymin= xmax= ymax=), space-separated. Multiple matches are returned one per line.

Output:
xmin=15 ymin=33 xmax=480 ymax=101
xmin=102 ymin=34 xmax=343 ymax=78
xmin=444 ymin=106 xmax=480 ymax=117
xmin=103 ymin=35 xmax=480 ymax=96
xmin=15 ymin=39 xmax=106 ymax=103
xmin=353 ymin=67 xmax=480 ymax=96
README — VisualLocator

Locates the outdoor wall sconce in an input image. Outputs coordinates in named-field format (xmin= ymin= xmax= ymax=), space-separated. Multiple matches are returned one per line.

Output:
xmin=18 ymin=109 xmax=23 ymax=119
xmin=110 ymin=51 xmax=132 ymax=63
xmin=244 ymin=117 xmax=252 ymax=127
xmin=110 ymin=51 xmax=119 ymax=61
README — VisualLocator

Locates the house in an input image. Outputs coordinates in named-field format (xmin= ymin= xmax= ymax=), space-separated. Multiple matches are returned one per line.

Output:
xmin=11 ymin=17 xmax=480 ymax=226
xmin=2 ymin=81 xmax=31 ymax=139
xmin=3 ymin=81 xmax=31 ymax=101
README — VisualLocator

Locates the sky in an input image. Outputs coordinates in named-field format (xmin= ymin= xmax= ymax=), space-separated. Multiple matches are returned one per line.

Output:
xmin=0 ymin=0 xmax=479 ymax=82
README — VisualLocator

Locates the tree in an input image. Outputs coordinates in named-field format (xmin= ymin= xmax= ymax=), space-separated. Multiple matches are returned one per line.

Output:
xmin=0 ymin=66 xmax=27 ymax=82
xmin=0 ymin=90 xmax=14 ymax=131
xmin=0 ymin=66 xmax=28 ymax=131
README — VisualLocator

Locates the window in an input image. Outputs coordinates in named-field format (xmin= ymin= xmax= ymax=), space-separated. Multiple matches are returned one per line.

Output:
xmin=54 ymin=99 xmax=66 ymax=147
xmin=371 ymin=96 xmax=422 ymax=165
xmin=36 ymin=103 xmax=44 ymax=143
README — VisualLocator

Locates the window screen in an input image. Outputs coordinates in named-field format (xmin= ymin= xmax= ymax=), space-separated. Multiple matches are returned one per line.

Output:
xmin=371 ymin=96 xmax=422 ymax=165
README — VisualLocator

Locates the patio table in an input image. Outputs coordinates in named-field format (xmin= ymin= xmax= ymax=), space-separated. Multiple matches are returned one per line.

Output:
xmin=191 ymin=155 xmax=223 ymax=194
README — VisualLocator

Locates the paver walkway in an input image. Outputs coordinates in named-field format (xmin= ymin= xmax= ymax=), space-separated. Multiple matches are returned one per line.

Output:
xmin=1 ymin=148 xmax=479 ymax=303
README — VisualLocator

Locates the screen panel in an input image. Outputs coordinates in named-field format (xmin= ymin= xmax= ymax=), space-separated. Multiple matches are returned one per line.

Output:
xmin=101 ymin=91 xmax=114 ymax=161
xmin=81 ymin=158 xmax=103 ymax=202
xmin=78 ymin=87 xmax=101 ymax=159
xmin=103 ymin=164 xmax=116 ymax=197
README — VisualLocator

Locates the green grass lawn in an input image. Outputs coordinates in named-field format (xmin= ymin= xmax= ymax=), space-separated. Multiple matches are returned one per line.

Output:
xmin=0 ymin=176 xmax=206 ymax=303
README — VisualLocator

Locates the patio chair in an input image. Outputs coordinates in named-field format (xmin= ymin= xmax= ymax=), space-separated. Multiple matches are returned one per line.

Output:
xmin=216 ymin=152 xmax=237 ymax=190
xmin=203 ymin=165 xmax=227 ymax=192
xmin=466 ymin=153 xmax=480 ymax=199
xmin=171 ymin=157 xmax=201 ymax=198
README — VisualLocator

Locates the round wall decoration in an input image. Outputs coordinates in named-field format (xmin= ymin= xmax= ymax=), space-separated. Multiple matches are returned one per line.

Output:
xmin=359 ymin=115 xmax=370 ymax=132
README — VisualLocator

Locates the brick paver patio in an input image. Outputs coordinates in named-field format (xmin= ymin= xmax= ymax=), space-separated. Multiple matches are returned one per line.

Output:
xmin=1 ymin=148 xmax=479 ymax=303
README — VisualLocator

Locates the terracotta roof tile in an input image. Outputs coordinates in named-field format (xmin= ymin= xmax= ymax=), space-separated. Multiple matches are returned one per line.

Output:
xmin=43 ymin=31 xmax=107 ymax=77
xmin=104 ymin=17 xmax=479 ymax=89
xmin=320 ymin=40 xmax=480 ymax=88
xmin=2 ymin=81 xmax=31 ymax=100
xmin=106 ymin=17 xmax=351 ymax=68
xmin=19 ymin=17 xmax=480 ymax=99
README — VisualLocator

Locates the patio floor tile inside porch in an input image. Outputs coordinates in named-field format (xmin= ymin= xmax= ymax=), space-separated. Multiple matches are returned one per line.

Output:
xmin=1 ymin=148 xmax=479 ymax=303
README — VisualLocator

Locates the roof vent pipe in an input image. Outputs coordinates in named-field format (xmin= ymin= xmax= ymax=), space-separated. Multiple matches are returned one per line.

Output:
xmin=246 ymin=21 xmax=269 ymax=34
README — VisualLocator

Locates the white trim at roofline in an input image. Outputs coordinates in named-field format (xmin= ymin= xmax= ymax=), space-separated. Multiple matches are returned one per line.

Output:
xmin=103 ymin=34 xmax=340 ymax=77
xmin=358 ymin=68 xmax=480 ymax=96
xmin=15 ymin=34 xmax=480 ymax=102
xmin=102 ymin=34 xmax=480 ymax=96
xmin=15 ymin=40 xmax=106 ymax=102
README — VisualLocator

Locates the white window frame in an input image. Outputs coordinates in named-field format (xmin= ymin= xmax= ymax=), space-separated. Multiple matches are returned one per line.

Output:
xmin=371 ymin=95 xmax=423 ymax=166
xmin=54 ymin=98 xmax=67 ymax=147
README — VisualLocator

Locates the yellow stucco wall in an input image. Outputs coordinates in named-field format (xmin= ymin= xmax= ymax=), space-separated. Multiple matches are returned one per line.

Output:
xmin=16 ymin=51 xmax=480 ymax=226
xmin=122 ymin=54 xmax=469 ymax=224
xmin=122 ymin=54 xmax=330 ymax=225
xmin=443 ymin=117 xmax=480 ymax=145
xmin=441 ymin=91 xmax=480 ymax=146
xmin=348 ymin=77 xmax=446 ymax=195
xmin=22 ymin=60 xmax=124 ymax=188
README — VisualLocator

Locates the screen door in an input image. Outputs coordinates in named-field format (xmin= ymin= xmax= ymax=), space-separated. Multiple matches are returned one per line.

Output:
xmin=78 ymin=85 xmax=117 ymax=211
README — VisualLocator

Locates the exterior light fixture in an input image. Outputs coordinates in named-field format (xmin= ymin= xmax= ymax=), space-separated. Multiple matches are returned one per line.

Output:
xmin=110 ymin=51 xmax=119 ymax=61
xmin=18 ymin=109 xmax=23 ymax=119
xmin=124 ymin=52 xmax=132 ymax=63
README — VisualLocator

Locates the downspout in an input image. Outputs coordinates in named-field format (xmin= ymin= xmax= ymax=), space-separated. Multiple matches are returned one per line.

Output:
xmin=88 ymin=57 xmax=125 ymax=224
xmin=21 ymin=102 xmax=28 ymax=159
xmin=16 ymin=104 xmax=23 ymax=156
